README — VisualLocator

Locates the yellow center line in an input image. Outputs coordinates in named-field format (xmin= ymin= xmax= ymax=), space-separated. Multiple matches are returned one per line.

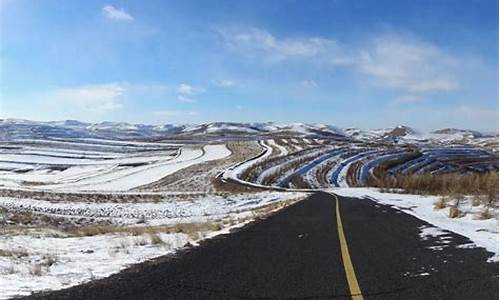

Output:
xmin=332 ymin=193 xmax=364 ymax=300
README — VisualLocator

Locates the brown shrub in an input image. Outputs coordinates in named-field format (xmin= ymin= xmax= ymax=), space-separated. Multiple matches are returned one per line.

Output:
xmin=369 ymin=172 xmax=498 ymax=202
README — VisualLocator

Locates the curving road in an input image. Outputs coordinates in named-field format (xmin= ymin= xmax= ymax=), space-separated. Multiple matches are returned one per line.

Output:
xmin=26 ymin=193 xmax=498 ymax=300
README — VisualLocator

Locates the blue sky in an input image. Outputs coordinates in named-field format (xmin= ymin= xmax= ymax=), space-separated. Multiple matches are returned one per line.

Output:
xmin=0 ymin=0 xmax=498 ymax=131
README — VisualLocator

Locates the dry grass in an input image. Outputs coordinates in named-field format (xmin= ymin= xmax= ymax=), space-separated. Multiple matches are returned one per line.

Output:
xmin=433 ymin=197 xmax=447 ymax=210
xmin=368 ymin=172 xmax=499 ymax=205
xmin=0 ymin=248 xmax=29 ymax=258
xmin=148 ymin=233 xmax=164 ymax=245
xmin=134 ymin=141 xmax=262 ymax=193
xmin=477 ymin=208 xmax=494 ymax=220
xmin=315 ymin=159 xmax=339 ymax=187
xmin=211 ymin=176 xmax=263 ymax=194
xmin=448 ymin=207 xmax=465 ymax=218
xmin=64 ymin=221 xmax=226 ymax=239
xmin=259 ymin=150 xmax=328 ymax=186
xmin=288 ymin=175 xmax=311 ymax=189
xmin=241 ymin=146 xmax=324 ymax=183
xmin=0 ymin=189 xmax=165 ymax=203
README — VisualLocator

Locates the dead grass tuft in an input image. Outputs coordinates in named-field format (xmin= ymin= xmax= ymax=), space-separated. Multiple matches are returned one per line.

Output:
xmin=448 ymin=207 xmax=465 ymax=218
xmin=477 ymin=208 xmax=495 ymax=220
xmin=148 ymin=233 xmax=164 ymax=245
xmin=0 ymin=248 xmax=29 ymax=258
xmin=433 ymin=197 xmax=447 ymax=210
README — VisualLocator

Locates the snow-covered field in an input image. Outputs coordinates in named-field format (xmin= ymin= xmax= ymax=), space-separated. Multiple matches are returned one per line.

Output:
xmin=0 ymin=137 xmax=310 ymax=299
xmin=0 ymin=142 xmax=231 ymax=192
xmin=0 ymin=189 xmax=306 ymax=298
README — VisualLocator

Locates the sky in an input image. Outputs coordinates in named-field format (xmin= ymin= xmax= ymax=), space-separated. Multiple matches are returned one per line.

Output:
xmin=0 ymin=0 xmax=498 ymax=131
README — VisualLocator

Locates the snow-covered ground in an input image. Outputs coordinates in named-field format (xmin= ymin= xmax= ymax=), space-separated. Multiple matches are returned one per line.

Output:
xmin=0 ymin=144 xmax=230 ymax=192
xmin=266 ymin=139 xmax=288 ymax=156
xmin=223 ymin=140 xmax=273 ymax=185
xmin=0 ymin=191 xmax=306 ymax=299
xmin=333 ymin=188 xmax=499 ymax=262
xmin=0 ymin=192 xmax=304 ymax=226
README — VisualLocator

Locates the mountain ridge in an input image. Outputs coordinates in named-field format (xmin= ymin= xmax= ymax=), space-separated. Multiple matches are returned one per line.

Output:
xmin=0 ymin=118 xmax=496 ymax=143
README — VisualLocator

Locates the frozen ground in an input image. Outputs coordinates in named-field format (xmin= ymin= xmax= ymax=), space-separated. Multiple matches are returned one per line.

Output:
xmin=333 ymin=188 xmax=499 ymax=262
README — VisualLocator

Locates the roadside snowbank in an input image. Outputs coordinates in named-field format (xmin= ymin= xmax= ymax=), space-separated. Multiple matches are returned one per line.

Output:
xmin=333 ymin=188 xmax=499 ymax=261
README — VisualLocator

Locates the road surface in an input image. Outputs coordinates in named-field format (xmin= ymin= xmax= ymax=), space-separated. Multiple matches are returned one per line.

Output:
xmin=26 ymin=192 xmax=498 ymax=299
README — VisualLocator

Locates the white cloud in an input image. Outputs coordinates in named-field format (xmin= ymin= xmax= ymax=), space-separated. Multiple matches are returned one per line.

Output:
xmin=176 ymin=83 xmax=205 ymax=102
xmin=177 ymin=95 xmax=195 ymax=103
xmin=218 ymin=28 xmax=458 ymax=102
xmin=336 ymin=34 xmax=459 ymax=101
xmin=177 ymin=83 xmax=205 ymax=95
xmin=213 ymin=79 xmax=236 ymax=87
xmin=217 ymin=27 xmax=336 ymax=61
xmin=53 ymin=83 xmax=124 ymax=113
xmin=102 ymin=5 xmax=133 ymax=21
xmin=177 ymin=84 xmax=194 ymax=95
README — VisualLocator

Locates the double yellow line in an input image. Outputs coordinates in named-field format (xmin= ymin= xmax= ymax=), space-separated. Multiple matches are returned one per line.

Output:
xmin=332 ymin=193 xmax=364 ymax=300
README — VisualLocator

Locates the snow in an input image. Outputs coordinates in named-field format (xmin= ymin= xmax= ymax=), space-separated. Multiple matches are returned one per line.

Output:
xmin=9 ymin=139 xmax=171 ymax=152
xmin=0 ymin=192 xmax=305 ymax=225
xmin=0 ymin=232 xmax=191 ymax=299
xmin=14 ymin=150 xmax=122 ymax=159
xmin=332 ymin=188 xmax=499 ymax=262
xmin=266 ymin=139 xmax=288 ymax=156
xmin=256 ymin=148 xmax=330 ymax=185
xmin=223 ymin=140 xmax=273 ymax=185
xmin=329 ymin=150 xmax=381 ymax=187
xmin=75 ymin=138 xmax=180 ymax=147
xmin=0 ymin=154 xmax=101 ymax=165
xmin=0 ymin=145 xmax=230 ymax=192
xmin=0 ymin=191 xmax=306 ymax=299
xmin=42 ymin=144 xmax=230 ymax=191
xmin=206 ymin=124 xmax=259 ymax=134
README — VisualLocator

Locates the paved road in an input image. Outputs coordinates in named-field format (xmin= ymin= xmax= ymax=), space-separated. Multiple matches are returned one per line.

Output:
xmin=26 ymin=193 xmax=498 ymax=300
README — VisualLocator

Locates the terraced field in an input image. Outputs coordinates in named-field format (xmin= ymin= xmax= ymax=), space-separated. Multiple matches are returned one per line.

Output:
xmin=224 ymin=138 xmax=499 ymax=189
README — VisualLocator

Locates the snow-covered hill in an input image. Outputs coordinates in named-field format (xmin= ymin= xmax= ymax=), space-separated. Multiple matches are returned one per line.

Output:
xmin=1 ymin=119 xmax=496 ymax=150
xmin=0 ymin=119 xmax=185 ymax=140
xmin=0 ymin=120 xmax=346 ymax=140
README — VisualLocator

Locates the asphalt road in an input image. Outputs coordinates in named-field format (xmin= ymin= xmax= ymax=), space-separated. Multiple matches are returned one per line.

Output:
xmin=26 ymin=193 xmax=498 ymax=300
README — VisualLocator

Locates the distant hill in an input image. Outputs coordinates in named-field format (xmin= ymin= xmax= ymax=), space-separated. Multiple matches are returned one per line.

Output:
xmin=0 ymin=119 xmax=497 ymax=151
